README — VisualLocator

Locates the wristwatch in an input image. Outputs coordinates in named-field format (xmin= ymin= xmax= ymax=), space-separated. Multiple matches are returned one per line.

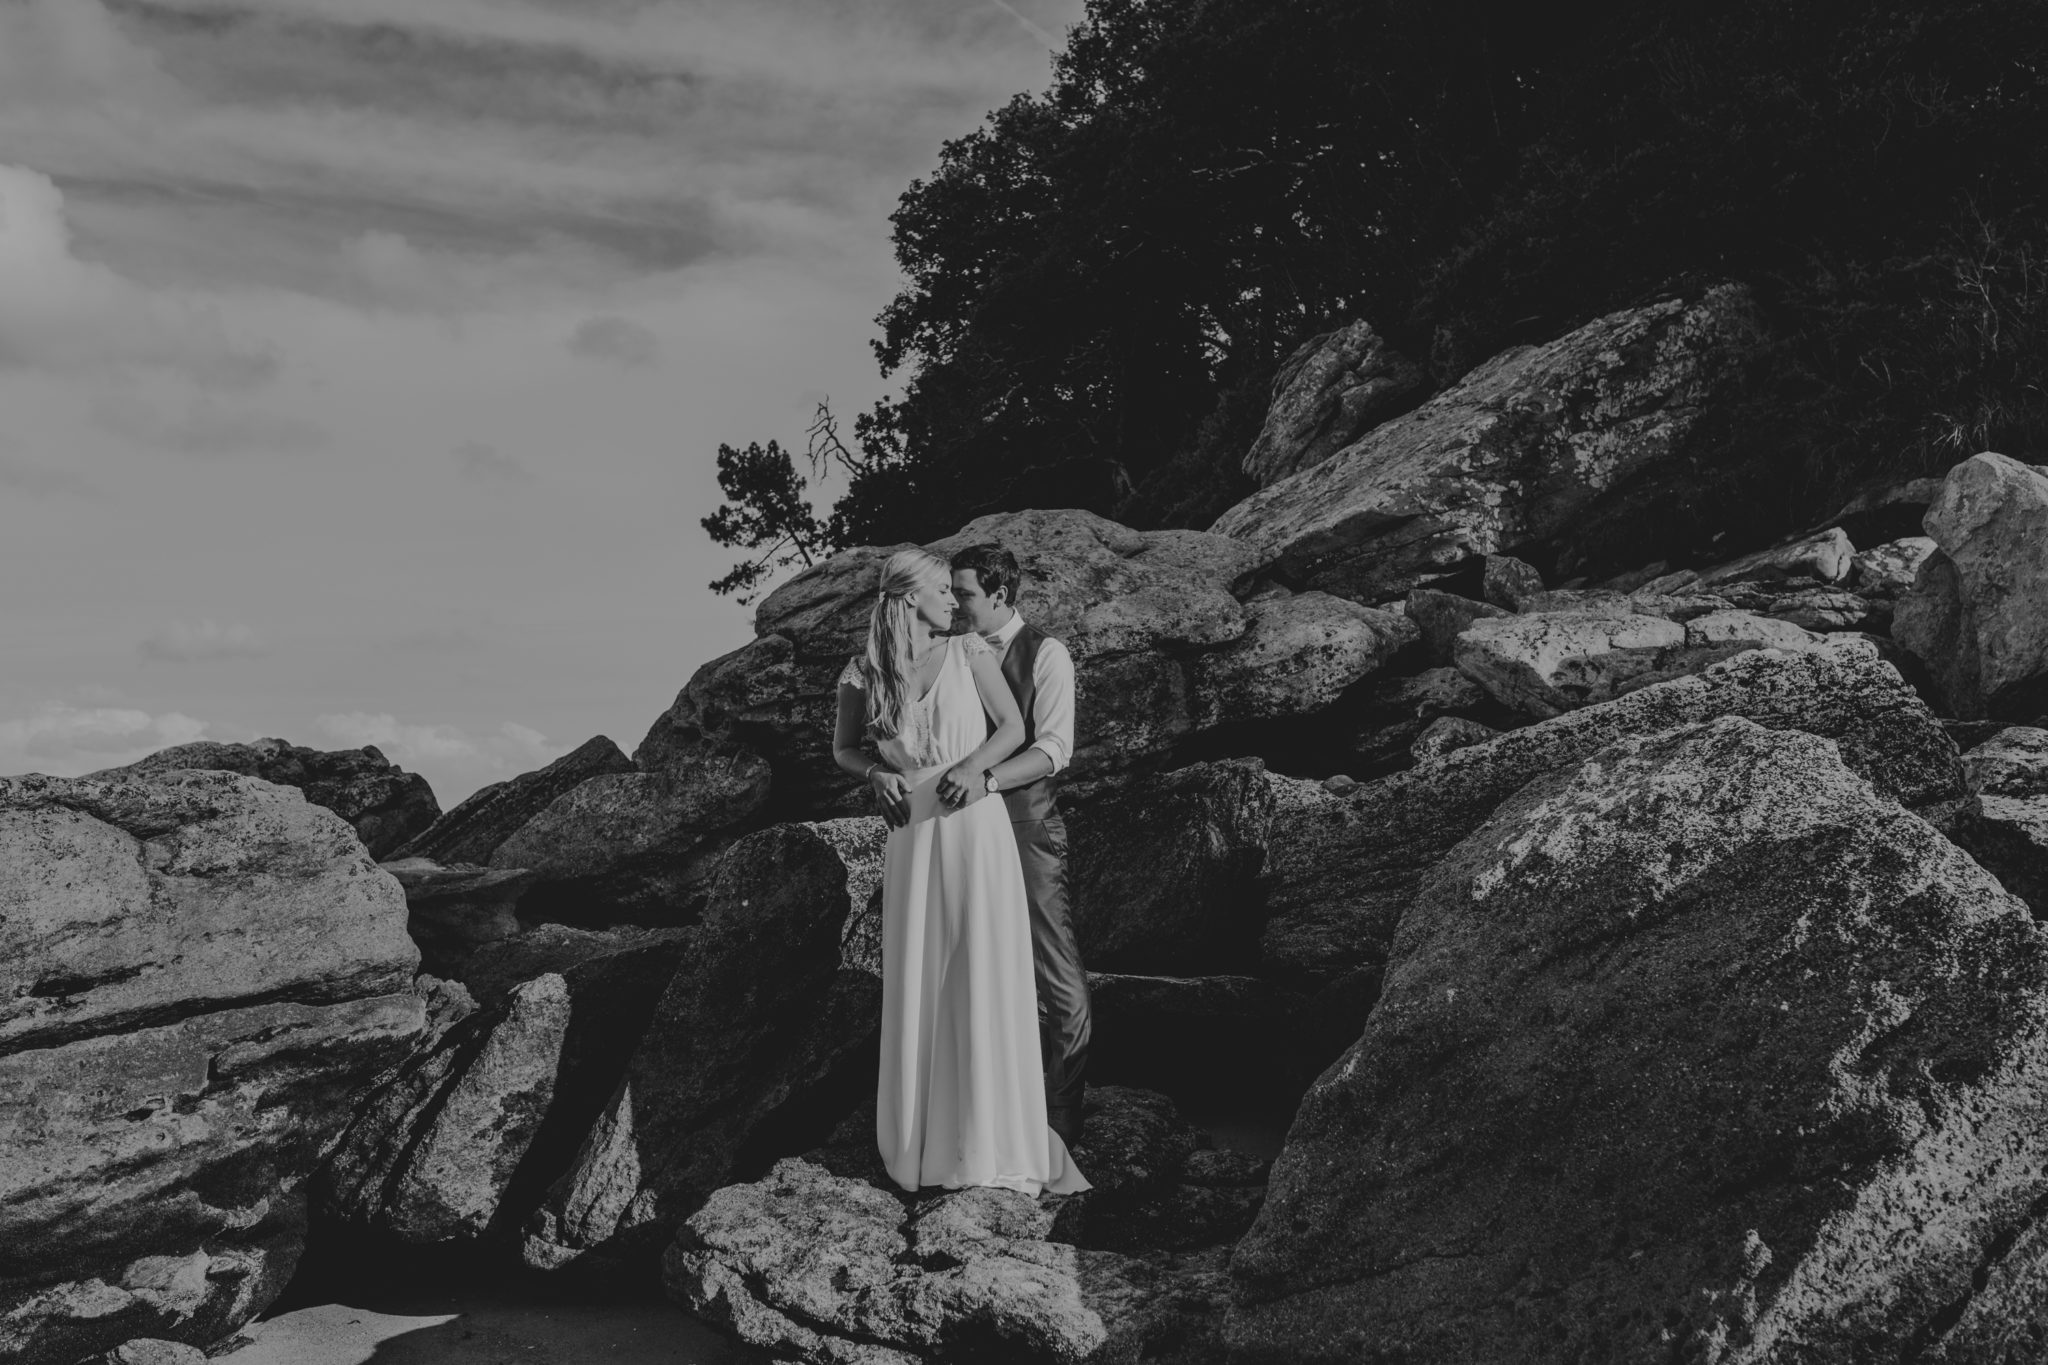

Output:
xmin=983 ymin=769 xmax=1001 ymax=794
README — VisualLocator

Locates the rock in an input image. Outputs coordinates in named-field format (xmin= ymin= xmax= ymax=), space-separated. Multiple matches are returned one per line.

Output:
xmin=1818 ymin=474 xmax=1947 ymax=547
xmin=1453 ymin=611 xmax=1687 ymax=717
xmin=1691 ymin=526 xmax=1855 ymax=588
xmin=1228 ymin=718 xmax=2048 ymax=1364
xmin=1241 ymin=319 xmax=1427 ymax=486
xmin=1409 ymin=716 xmax=1495 ymax=762
xmin=1209 ymin=285 xmax=1762 ymax=601
xmin=1510 ymin=587 xmax=1731 ymax=621
xmin=1761 ymin=587 xmax=1888 ymax=632
xmin=1405 ymin=589 xmax=1509 ymax=667
xmin=1068 ymin=760 xmax=1276 ymax=974
xmin=522 ymin=822 xmax=886 ymax=1272
xmin=1258 ymin=648 xmax=1964 ymax=981
xmin=0 ymin=771 xmax=422 ymax=1365
xmin=1321 ymin=774 xmax=1358 ymax=795
xmin=1480 ymin=554 xmax=1544 ymax=609
xmin=1681 ymin=608 xmax=1834 ymax=653
xmin=1188 ymin=592 xmax=1414 ymax=730
xmin=320 ymin=927 xmax=687 ymax=1247
xmin=666 ymin=1157 xmax=1181 ymax=1365
xmin=1951 ymin=797 xmax=2048 ymax=919
xmin=1848 ymin=535 xmax=1938 ymax=598
xmin=456 ymin=923 xmax=692 ymax=1007
xmin=91 ymin=1341 xmax=207 ymax=1365
xmin=378 ymin=858 xmax=539 ymax=977
xmin=1337 ymin=667 xmax=1501 ymax=776
xmin=1895 ymin=452 xmax=2048 ymax=719
xmin=1048 ymin=1088 xmax=1262 ymax=1256
xmin=391 ymin=735 xmax=633 ymax=865
xmin=88 ymin=737 xmax=439 ymax=859
xmin=1962 ymin=726 xmax=2048 ymax=798
xmin=488 ymin=751 xmax=774 ymax=924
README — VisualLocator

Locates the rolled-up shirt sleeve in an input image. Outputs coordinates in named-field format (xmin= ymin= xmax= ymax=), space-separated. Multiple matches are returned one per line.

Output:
xmin=1029 ymin=637 xmax=1076 ymax=774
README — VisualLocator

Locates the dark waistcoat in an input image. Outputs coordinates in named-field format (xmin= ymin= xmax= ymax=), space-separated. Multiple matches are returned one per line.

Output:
xmin=997 ymin=622 xmax=1061 ymax=822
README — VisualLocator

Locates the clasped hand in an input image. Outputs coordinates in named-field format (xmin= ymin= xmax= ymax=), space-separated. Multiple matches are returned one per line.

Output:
xmin=869 ymin=768 xmax=913 ymax=828
xmin=935 ymin=762 xmax=987 ymax=812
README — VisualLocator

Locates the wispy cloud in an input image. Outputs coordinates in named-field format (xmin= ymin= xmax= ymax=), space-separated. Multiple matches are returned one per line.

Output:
xmin=0 ymin=700 xmax=210 ymax=776
xmin=451 ymin=439 xmax=531 ymax=484
xmin=567 ymin=314 xmax=659 ymax=368
xmin=316 ymin=711 xmax=568 ymax=791
xmin=0 ymin=456 xmax=105 ymax=501
xmin=92 ymin=390 xmax=326 ymax=456
xmin=139 ymin=619 xmax=265 ymax=662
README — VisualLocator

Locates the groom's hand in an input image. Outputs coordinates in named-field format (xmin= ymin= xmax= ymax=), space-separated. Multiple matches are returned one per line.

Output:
xmin=870 ymin=769 xmax=912 ymax=828
xmin=936 ymin=764 xmax=981 ymax=810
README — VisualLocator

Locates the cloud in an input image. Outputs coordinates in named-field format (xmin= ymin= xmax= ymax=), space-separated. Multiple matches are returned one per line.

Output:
xmin=139 ymin=619 xmax=265 ymax=662
xmin=451 ymin=439 xmax=532 ymax=484
xmin=91 ymin=390 xmax=327 ymax=456
xmin=0 ymin=701 xmax=209 ymax=776
xmin=567 ymin=314 xmax=659 ymax=368
xmin=0 ymin=456 xmax=104 ymax=500
xmin=0 ymin=163 xmax=277 ymax=385
xmin=316 ymin=711 xmax=566 ymax=773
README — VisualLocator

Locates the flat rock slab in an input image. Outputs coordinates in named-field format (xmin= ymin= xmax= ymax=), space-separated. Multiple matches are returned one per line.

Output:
xmin=1230 ymin=718 xmax=2048 ymax=1363
xmin=392 ymin=735 xmax=633 ymax=866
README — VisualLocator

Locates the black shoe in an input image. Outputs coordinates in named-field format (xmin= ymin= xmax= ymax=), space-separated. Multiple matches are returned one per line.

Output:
xmin=1049 ymin=1106 xmax=1083 ymax=1146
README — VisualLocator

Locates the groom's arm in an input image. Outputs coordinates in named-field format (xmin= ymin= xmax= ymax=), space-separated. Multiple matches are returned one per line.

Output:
xmin=983 ymin=637 xmax=1074 ymax=788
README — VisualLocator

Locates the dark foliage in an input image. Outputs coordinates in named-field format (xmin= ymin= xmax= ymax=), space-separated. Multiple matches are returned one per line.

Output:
xmin=706 ymin=0 xmax=2048 ymax=575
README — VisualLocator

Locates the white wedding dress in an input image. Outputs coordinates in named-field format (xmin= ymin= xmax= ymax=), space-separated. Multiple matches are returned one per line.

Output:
xmin=841 ymin=633 xmax=1090 ymax=1196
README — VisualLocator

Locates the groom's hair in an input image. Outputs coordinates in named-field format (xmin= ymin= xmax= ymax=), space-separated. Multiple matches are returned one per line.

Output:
xmin=950 ymin=544 xmax=1023 ymax=607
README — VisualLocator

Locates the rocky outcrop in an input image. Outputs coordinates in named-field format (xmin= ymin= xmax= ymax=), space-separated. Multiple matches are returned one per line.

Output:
xmin=487 ymin=749 xmax=774 ymax=924
xmin=1404 ymin=588 xmax=1508 ymax=666
xmin=391 ymin=735 xmax=633 ymax=865
xmin=665 ymin=1157 xmax=1189 ymax=1365
xmin=1241 ymin=319 xmax=1426 ymax=486
xmin=1050 ymin=1087 xmax=1267 ymax=1257
xmin=1068 ymin=759 xmax=1276 ymax=974
xmin=1949 ymin=726 xmax=2048 ymax=918
xmin=1258 ymin=647 xmax=1963 ymax=980
xmin=1849 ymin=535 xmax=1937 ymax=598
xmin=1692 ymin=526 xmax=1855 ymax=588
xmin=0 ymin=772 xmax=422 ymax=1365
xmin=89 ymin=738 xmax=439 ymax=859
xmin=1187 ymin=592 xmax=1414 ymax=731
xmin=379 ymin=859 xmax=538 ymax=977
xmin=319 ymin=929 xmax=687 ymax=1247
xmin=521 ymin=822 xmax=885 ymax=1273
xmin=1209 ymin=285 xmax=1762 ymax=601
xmin=1895 ymin=452 xmax=2048 ymax=720
xmin=1229 ymin=718 xmax=2048 ymax=1364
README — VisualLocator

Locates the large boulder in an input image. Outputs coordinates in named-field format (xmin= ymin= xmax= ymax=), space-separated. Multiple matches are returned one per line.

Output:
xmin=378 ymin=858 xmax=538 ymax=977
xmin=487 ymin=750 xmax=774 ymax=924
xmin=1895 ymin=452 xmax=2048 ymax=720
xmin=1209 ymin=285 xmax=1762 ymax=602
xmin=1241 ymin=319 xmax=1427 ymax=487
xmin=88 ymin=738 xmax=438 ymax=859
xmin=1949 ymin=726 xmax=2048 ymax=919
xmin=665 ymin=1157 xmax=1188 ymax=1365
xmin=1259 ymin=648 xmax=1963 ymax=981
xmin=1228 ymin=718 xmax=2048 ymax=1364
xmin=319 ymin=929 xmax=688 ymax=1247
xmin=390 ymin=735 xmax=633 ymax=865
xmin=1068 ymin=759 xmax=1276 ymax=974
xmin=0 ymin=772 xmax=422 ymax=1364
xmin=521 ymin=822 xmax=885 ymax=1273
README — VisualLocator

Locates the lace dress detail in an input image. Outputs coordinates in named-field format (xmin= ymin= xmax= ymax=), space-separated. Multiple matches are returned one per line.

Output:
xmin=840 ymin=644 xmax=955 ymax=770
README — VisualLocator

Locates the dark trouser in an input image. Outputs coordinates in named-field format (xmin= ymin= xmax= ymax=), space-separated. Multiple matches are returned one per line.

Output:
xmin=1013 ymin=816 xmax=1090 ymax=1116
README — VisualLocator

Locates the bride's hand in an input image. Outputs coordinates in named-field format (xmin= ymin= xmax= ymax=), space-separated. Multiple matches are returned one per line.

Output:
xmin=870 ymin=768 xmax=913 ymax=827
xmin=937 ymin=763 xmax=984 ymax=810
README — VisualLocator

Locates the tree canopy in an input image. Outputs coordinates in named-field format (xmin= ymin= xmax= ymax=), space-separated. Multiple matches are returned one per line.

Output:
xmin=703 ymin=0 xmax=2048 ymax=588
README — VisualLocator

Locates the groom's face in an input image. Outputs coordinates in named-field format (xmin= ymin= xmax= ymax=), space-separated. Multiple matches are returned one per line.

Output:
xmin=951 ymin=568 xmax=1009 ymax=635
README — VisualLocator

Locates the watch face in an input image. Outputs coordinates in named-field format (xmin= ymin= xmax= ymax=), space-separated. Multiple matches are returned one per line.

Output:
xmin=985 ymin=774 xmax=1000 ymax=792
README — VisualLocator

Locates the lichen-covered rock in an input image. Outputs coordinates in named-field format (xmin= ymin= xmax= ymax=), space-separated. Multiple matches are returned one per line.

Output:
xmin=521 ymin=822 xmax=885 ymax=1272
xmin=89 ymin=737 xmax=439 ymax=859
xmin=319 ymin=927 xmax=688 ymax=1247
xmin=1188 ymin=592 xmax=1414 ymax=730
xmin=1962 ymin=726 xmax=2048 ymax=799
xmin=89 ymin=1341 xmax=207 ymax=1365
xmin=1453 ymin=611 xmax=1687 ymax=717
xmin=1068 ymin=760 xmax=1276 ymax=974
xmin=392 ymin=735 xmax=633 ymax=865
xmin=1210 ymin=285 xmax=1761 ymax=601
xmin=1228 ymin=717 xmax=2048 ymax=1364
xmin=1258 ymin=648 xmax=1963 ymax=981
xmin=1242 ymin=319 xmax=1427 ymax=487
xmin=1692 ymin=526 xmax=1856 ymax=588
xmin=1409 ymin=716 xmax=1496 ymax=762
xmin=1949 ymin=727 xmax=2048 ymax=919
xmin=488 ymin=751 xmax=773 ymax=924
xmin=1049 ymin=1088 xmax=1262 ymax=1256
xmin=1761 ymin=587 xmax=1887 ymax=632
xmin=665 ymin=1157 xmax=1179 ymax=1365
xmin=0 ymin=772 xmax=422 ymax=1365
xmin=1480 ymin=554 xmax=1545 ymax=609
xmin=1405 ymin=588 xmax=1509 ymax=666
xmin=1848 ymin=535 xmax=1938 ymax=598
xmin=455 ymin=923 xmax=690 ymax=1007
xmin=1895 ymin=453 xmax=2048 ymax=720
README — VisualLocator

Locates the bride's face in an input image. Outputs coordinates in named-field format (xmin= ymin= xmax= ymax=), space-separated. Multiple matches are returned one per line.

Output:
xmin=909 ymin=573 xmax=956 ymax=632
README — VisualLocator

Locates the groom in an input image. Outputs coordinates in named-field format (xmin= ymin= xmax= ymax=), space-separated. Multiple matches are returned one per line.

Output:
xmin=936 ymin=544 xmax=1090 ymax=1145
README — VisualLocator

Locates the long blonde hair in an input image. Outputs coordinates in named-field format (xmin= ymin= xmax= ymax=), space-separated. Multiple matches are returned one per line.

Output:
xmin=862 ymin=548 xmax=951 ymax=739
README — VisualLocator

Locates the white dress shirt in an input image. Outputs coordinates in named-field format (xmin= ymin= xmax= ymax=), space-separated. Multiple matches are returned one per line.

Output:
xmin=982 ymin=612 xmax=1075 ymax=775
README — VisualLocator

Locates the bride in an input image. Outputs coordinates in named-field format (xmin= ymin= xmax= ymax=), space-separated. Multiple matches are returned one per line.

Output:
xmin=833 ymin=549 xmax=1089 ymax=1197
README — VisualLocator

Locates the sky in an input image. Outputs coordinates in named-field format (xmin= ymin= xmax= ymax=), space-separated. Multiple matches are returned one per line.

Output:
xmin=0 ymin=0 xmax=1084 ymax=805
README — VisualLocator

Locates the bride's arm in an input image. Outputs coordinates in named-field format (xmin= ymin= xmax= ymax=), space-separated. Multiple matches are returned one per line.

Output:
xmin=834 ymin=674 xmax=912 ymax=827
xmin=940 ymin=647 xmax=1027 ymax=807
